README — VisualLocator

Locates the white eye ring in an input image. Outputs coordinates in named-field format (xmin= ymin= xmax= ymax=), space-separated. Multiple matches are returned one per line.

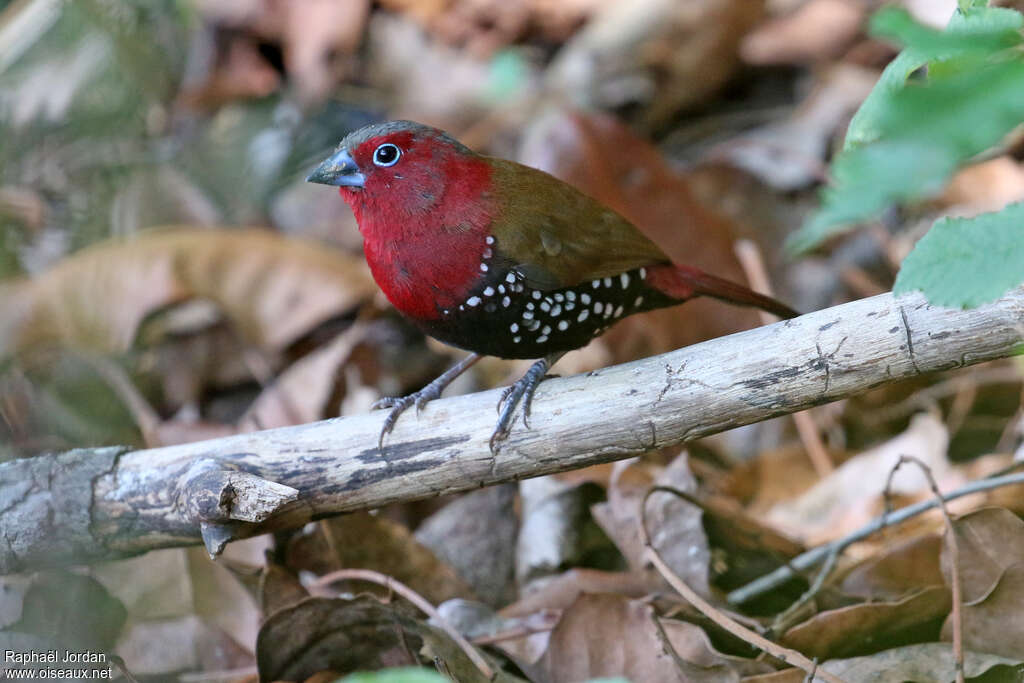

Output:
xmin=372 ymin=143 xmax=401 ymax=167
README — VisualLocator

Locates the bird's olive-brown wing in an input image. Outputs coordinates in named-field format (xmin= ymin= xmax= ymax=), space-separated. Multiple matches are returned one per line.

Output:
xmin=486 ymin=158 xmax=669 ymax=290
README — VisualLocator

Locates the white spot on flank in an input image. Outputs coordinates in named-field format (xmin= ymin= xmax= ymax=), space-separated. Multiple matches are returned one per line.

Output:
xmin=526 ymin=302 xmax=535 ymax=310
xmin=540 ymin=301 xmax=551 ymax=312
xmin=604 ymin=306 xmax=613 ymax=319
xmin=459 ymin=305 xmax=465 ymax=311
xmin=594 ymin=302 xmax=603 ymax=314
xmin=510 ymin=323 xmax=519 ymax=332
xmin=604 ymin=277 xmax=613 ymax=287
xmin=554 ymin=293 xmax=564 ymax=301
xmin=523 ymin=311 xmax=534 ymax=320
xmin=532 ymin=290 xmax=542 ymax=300
xmin=551 ymin=304 xmax=562 ymax=316
xmin=566 ymin=291 xmax=576 ymax=301
xmin=536 ymin=335 xmax=548 ymax=343
xmin=443 ymin=309 xmax=449 ymax=315
xmin=506 ymin=272 xmax=516 ymax=284
xmin=527 ymin=320 xmax=541 ymax=331
xmin=581 ymin=293 xmax=591 ymax=304
xmin=482 ymin=247 xmax=492 ymax=258
xmin=513 ymin=336 xmax=521 ymax=343
xmin=467 ymin=296 xmax=481 ymax=307
xmin=480 ymin=263 xmax=488 ymax=272
xmin=514 ymin=284 xmax=524 ymax=293
xmin=486 ymin=235 xmax=495 ymax=244
xmin=483 ymin=286 xmax=494 ymax=296
xmin=542 ymin=325 xmax=551 ymax=335
xmin=578 ymin=309 xmax=589 ymax=322
xmin=640 ymin=267 xmax=647 ymax=279
xmin=614 ymin=305 xmax=624 ymax=317
xmin=621 ymin=273 xmax=630 ymax=288
xmin=502 ymin=296 xmax=511 ymax=307
xmin=565 ymin=302 xmax=575 ymax=311
xmin=558 ymin=320 xmax=569 ymax=331
xmin=634 ymin=296 xmax=644 ymax=307
xmin=498 ymin=284 xmax=506 ymax=293
xmin=592 ymin=280 xmax=600 ymax=289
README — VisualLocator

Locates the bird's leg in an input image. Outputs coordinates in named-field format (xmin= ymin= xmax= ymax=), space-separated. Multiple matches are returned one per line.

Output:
xmin=374 ymin=353 xmax=481 ymax=448
xmin=490 ymin=352 xmax=565 ymax=450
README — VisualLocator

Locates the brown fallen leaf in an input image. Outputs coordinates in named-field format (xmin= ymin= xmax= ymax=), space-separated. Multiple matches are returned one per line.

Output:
xmin=591 ymin=454 xmax=714 ymax=598
xmin=415 ymin=484 xmax=519 ymax=607
xmin=821 ymin=642 xmax=1021 ymax=681
xmin=535 ymin=593 xmax=746 ymax=683
xmin=942 ymin=563 xmax=1024 ymax=660
xmin=255 ymin=596 xmax=495 ymax=683
xmin=765 ymin=413 xmax=952 ymax=544
xmin=740 ymin=0 xmax=864 ymax=66
xmin=0 ymin=227 xmax=376 ymax=358
xmin=940 ymin=507 xmax=1024 ymax=605
xmin=839 ymin=534 xmax=945 ymax=601
xmin=939 ymin=157 xmax=1024 ymax=215
xmin=782 ymin=586 xmax=951 ymax=660
xmin=288 ymin=512 xmax=477 ymax=606
xmin=546 ymin=0 xmax=765 ymax=129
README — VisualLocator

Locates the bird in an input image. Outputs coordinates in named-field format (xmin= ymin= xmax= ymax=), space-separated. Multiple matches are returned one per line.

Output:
xmin=307 ymin=120 xmax=799 ymax=449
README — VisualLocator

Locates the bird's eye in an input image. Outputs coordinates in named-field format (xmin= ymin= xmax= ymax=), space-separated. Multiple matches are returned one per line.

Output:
xmin=372 ymin=143 xmax=401 ymax=167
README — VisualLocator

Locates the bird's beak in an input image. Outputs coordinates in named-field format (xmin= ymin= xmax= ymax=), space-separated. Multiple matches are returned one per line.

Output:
xmin=306 ymin=148 xmax=365 ymax=187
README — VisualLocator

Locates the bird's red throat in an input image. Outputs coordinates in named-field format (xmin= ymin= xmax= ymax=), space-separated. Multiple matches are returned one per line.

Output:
xmin=338 ymin=148 xmax=496 ymax=321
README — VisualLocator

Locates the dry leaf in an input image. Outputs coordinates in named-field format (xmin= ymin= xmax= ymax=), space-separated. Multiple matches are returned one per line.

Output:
xmin=288 ymin=513 xmax=477 ymax=606
xmin=839 ymin=534 xmax=945 ymax=601
xmin=415 ymin=484 xmax=519 ymax=607
xmin=766 ymin=413 xmax=951 ymax=544
xmin=546 ymin=0 xmax=765 ymax=129
xmin=782 ymin=586 xmax=951 ymax=660
xmin=943 ymin=563 xmax=1024 ymax=659
xmin=256 ymin=596 xmax=505 ymax=683
xmin=940 ymin=157 xmax=1024 ymax=215
xmin=821 ymin=642 xmax=1020 ymax=682
xmin=940 ymin=507 xmax=1024 ymax=604
xmin=536 ymin=593 xmax=742 ymax=683
xmin=0 ymin=228 xmax=375 ymax=357
xmin=741 ymin=0 xmax=864 ymax=66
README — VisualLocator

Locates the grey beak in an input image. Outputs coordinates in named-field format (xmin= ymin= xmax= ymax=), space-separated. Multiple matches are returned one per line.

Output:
xmin=306 ymin=148 xmax=365 ymax=187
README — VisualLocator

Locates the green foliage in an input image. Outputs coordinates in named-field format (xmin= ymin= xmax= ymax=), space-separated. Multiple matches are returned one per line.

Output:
xmin=894 ymin=203 xmax=1024 ymax=308
xmin=333 ymin=669 xmax=447 ymax=683
xmin=789 ymin=1 xmax=1024 ymax=308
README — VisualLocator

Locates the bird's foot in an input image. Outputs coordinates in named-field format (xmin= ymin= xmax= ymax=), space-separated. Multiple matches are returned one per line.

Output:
xmin=489 ymin=353 xmax=563 ymax=451
xmin=373 ymin=353 xmax=480 ymax=450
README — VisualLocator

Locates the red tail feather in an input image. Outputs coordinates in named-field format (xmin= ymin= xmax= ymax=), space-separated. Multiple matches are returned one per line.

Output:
xmin=647 ymin=264 xmax=799 ymax=320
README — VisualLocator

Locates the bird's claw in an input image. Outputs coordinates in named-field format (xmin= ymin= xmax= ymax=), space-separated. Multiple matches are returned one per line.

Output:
xmin=489 ymin=360 xmax=554 ymax=452
xmin=373 ymin=384 xmax=445 ymax=450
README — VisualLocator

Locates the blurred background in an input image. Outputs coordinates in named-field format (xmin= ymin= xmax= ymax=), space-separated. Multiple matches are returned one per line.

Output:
xmin=3 ymin=0 xmax=1024 ymax=680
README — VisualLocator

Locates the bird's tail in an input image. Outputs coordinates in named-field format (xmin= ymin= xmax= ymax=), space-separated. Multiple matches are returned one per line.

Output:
xmin=647 ymin=264 xmax=800 ymax=320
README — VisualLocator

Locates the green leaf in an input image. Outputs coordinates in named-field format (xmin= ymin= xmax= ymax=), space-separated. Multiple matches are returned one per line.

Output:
xmin=894 ymin=202 xmax=1024 ymax=307
xmin=791 ymin=58 xmax=1024 ymax=253
xmin=334 ymin=669 xmax=447 ymax=683
xmin=869 ymin=7 xmax=1021 ymax=63
xmin=788 ymin=141 xmax=956 ymax=254
xmin=844 ymin=49 xmax=927 ymax=150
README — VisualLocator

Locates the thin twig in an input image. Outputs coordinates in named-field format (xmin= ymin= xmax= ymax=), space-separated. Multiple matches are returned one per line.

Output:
xmin=312 ymin=568 xmax=494 ymax=680
xmin=639 ymin=487 xmax=847 ymax=683
xmin=727 ymin=470 xmax=1024 ymax=605
xmin=735 ymin=239 xmax=833 ymax=476
xmin=771 ymin=547 xmax=840 ymax=636
xmin=883 ymin=456 xmax=964 ymax=683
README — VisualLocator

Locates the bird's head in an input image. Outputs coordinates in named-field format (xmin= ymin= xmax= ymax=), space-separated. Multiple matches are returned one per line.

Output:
xmin=306 ymin=120 xmax=482 ymax=211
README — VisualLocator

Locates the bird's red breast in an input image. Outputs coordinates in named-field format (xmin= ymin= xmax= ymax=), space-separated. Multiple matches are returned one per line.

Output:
xmin=336 ymin=129 xmax=497 ymax=321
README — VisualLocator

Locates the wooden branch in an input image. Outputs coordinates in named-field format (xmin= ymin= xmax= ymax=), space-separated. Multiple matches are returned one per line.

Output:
xmin=2 ymin=290 xmax=1022 ymax=573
